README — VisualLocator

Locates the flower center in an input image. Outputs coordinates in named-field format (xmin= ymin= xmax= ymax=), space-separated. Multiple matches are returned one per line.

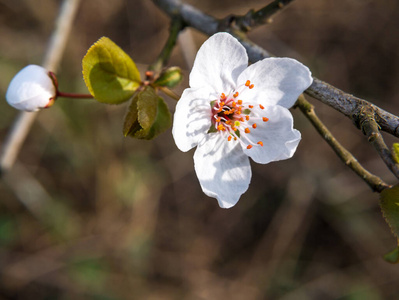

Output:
xmin=210 ymin=80 xmax=269 ymax=149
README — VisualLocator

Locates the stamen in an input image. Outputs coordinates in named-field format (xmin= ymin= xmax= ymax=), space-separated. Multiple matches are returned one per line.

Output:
xmin=233 ymin=92 xmax=239 ymax=98
xmin=249 ymin=84 xmax=254 ymax=89
xmin=245 ymin=80 xmax=250 ymax=87
xmin=262 ymin=117 xmax=269 ymax=122
xmin=237 ymin=100 xmax=243 ymax=105
xmin=221 ymin=93 xmax=226 ymax=100
xmin=245 ymin=128 xmax=250 ymax=134
xmin=252 ymin=123 xmax=257 ymax=129
xmin=245 ymin=116 xmax=250 ymax=121
xmin=249 ymin=105 xmax=253 ymax=109
xmin=228 ymin=136 xmax=232 ymax=141
xmin=259 ymin=104 xmax=264 ymax=110
xmin=257 ymin=141 xmax=263 ymax=146
xmin=217 ymin=124 xmax=225 ymax=131
xmin=247 ymin=145 xmax=252 ymax=149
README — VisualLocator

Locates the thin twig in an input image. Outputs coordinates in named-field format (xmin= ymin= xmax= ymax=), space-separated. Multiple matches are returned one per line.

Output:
xmin=358 ymin=106 xmax=399 ymax=179
xmin=232 ymin=0 xmax=296 ymax=32
xmin=151 ymin=0 xmax=399 ymax=138
xmin=0 ymin=0 xmax=81 ymax=176
xmin=149 ymin=16 xmax=185 ymax=73
xmin=296 ymin=95 xmax=391 ymax=192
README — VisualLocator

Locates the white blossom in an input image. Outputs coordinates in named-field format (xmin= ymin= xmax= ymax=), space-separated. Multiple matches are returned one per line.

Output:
xmin=6 ymin=65 xmax=56 ymax=111
xmin=173 ymin=32 xmax=313 ymax=208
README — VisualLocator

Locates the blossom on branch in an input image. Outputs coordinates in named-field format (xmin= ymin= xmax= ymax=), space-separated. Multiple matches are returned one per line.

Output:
xmin=6 ymin=65 xmax=56 ymax=112
xmin=172 ymin=32 xmax=313 ymax=208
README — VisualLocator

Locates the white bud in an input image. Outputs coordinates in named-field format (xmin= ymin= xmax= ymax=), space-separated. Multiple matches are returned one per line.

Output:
xmin=6 ymin=64 xmax=57 ymax=112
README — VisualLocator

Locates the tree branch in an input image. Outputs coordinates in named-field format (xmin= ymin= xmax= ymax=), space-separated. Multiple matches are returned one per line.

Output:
xmin=151 ymin=0 xmax=399 ymax=138
xmin=232 ymin=0 xmax=296 ymax=32
xmin=357 ymin=106 xmax=399 ymax=179
xmin=295 ymin=95 xmax=391 ymax=192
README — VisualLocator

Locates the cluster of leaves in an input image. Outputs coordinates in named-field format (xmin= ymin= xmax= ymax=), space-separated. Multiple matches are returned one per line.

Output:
xmin=82 ymin=37 xmax=181 ymax=140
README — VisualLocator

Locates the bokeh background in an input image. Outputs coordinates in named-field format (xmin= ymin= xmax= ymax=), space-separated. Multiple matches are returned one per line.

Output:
xmin=1 ymin=0 xmax=399 ymax=299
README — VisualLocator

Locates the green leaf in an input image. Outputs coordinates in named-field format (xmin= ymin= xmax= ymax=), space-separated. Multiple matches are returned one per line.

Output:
xmin=153 ymin=66 xmax=183 ymax=88
xmin=384 ymin=246 xmax=399 ymax=264
xmin=392 ymin=143 xmax=399 ymax=163
xmin=82 ymin=37 xmax=141 ymax=104
xmin=123 ymin=86 xmax=171 ymax=140
xmin=380 ymin=184 xmax=399 ymax=263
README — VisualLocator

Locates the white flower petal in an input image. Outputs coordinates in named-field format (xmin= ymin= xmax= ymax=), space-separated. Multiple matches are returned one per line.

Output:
xmin=237 ymin=57 xmax=312 ymax=108
xmin=172 ymin=87 xmax=213 ymax=152
xmin=6 ymin=65 xmax=56 ymax=112
xmin=190 ymin=32 xmax=248 ymax=93
xmin=243 ymin=105 xmax=301 ymax=164
xmin=194 ymin=133 xmax=251 ymax=208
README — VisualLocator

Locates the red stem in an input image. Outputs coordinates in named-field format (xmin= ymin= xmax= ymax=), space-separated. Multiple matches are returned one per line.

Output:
xmin=57 ymin=91 xmax=94 ymax=99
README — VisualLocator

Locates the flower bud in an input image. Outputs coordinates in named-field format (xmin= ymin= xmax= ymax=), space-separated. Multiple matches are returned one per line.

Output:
xmin=153 ymin=66 xmax=183 ymax=88
xmin=6 ymin=64 xmax=57 ymax=112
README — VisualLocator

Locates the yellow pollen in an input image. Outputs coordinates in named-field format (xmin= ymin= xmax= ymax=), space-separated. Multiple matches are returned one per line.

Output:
xmin=263 ymin=117 xmax=269 ymax=122
xmin=234 ymin=121 xmax=241 ymax=127
xmin=247 ymin=145 xmax=252 ymax=149
xmin=237 ymin=100 xmax=243 ymax=105
xmin=245 ymin=80 xmax=250 ymax=87
xmin=245 ymin=116 xmax=250 ymax=121
xmin=249 ymin=105 xmax=253 ymax=109
xmin=249 ymin=84 xmax=254 ymax=89
xmin=259 ymin=104 xmax=264 ymax=109
xmin=257 ymin=141 xmax=264 ymax=146
xmin=228 ymin=136 xmax=232 ymax=141
xmin=252 ymin=123 xmax=257 ymax=129
xmin=245 ymin=128 xmax=250 ymax=134
xmin=233 ymin=92 xmax=239 ymax=98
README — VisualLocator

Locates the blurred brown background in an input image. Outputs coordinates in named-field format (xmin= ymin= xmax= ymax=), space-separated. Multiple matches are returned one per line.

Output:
xmin=1 ymin=0 xmax=399 ymax=299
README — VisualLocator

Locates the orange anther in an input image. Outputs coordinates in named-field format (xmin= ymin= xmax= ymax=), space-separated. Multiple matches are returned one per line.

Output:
xmin=249 ymin=105 xmax=253 ymax=109
xmin=237 ymin=100 xmax=243 ymax=105
xmin=232 ymin=101 xmax=236 ymax=107
xmin=262 ymin=117 xmax=269 ymax=122
xmin=259 ymin=104 xmax=264 ymax=109
xmin=245 ymin=128 xmax=250 ymax=134
xmin=234 ymin=137 xmax=237 ymax=141
xmin=232 ymin=127 xmax=237 ymax=131
xmin=247 ymin=145 xmax=253 ymax=149
xmin=217 ymin=124 xmax=225 ymax=131
xmin=221 ymin=93 xmax=226 ymax=100
xmin=245 ymin=116 xmax=250 ymax=121
xmin=249 ymin=84 xmax=254 ymax=89
xmin=245 ymin=80 xmax=250 ymax=87
xmin=239 ymin=117 xmax=244 ymax=122
xmin=216 ymin=117 xmax=221 ymax=122
xmin=252 ymin=123 xmax=257 ymax=129
xmin=228 ymin=136 xmax=232 ymax=141
xmin=233 ymin=92 xmax=239 ymax=98
xmin=257 ymin=141 xmax=264 ymax=146
xmin=226 ymin=120 xmax=232 ymax=125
